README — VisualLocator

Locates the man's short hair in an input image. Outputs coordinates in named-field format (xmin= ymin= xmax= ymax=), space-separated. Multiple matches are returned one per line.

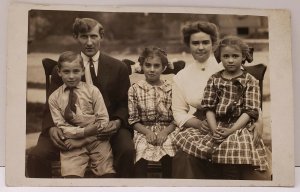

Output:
xmin=72 ymin=18 xmax=104 ymax=38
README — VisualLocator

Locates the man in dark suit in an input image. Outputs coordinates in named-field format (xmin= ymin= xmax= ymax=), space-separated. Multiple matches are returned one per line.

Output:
xmin=27 ymin=18 xmax=135 ymax=178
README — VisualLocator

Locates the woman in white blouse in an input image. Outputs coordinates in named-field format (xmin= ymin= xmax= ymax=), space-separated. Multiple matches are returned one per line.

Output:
xmin=171 ymin=21 xmax=268 ymax=179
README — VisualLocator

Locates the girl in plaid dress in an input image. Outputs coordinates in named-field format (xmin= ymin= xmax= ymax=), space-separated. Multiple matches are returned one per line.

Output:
xmin=199 ymin=36 xmax=269 ymax=179
xmin=128 ymin=47 xmax=178 ymax=178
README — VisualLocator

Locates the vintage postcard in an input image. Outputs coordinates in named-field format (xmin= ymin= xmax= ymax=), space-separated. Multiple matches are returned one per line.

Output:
xmin=6 ymin=3 xmax=294 ymax=186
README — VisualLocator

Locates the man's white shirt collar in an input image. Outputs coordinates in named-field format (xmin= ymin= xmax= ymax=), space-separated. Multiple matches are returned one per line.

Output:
xmin=81 ymin=51 xmax=100 ymax=63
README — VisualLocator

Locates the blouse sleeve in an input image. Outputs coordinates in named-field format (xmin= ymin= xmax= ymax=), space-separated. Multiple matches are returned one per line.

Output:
xmin=201 ymin=75 xmax=218 ymax=112
xmin=128 ymin=85 xmax=140 ymax=125
xmin=242 ymin=77 xmax=260 ymax=120
xmin=171 ymin=81 xmax=195 ymax=128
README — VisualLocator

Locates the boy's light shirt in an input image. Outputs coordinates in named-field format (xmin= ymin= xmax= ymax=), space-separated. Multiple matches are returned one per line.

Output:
xmin=48 ymin=81 xmax=109 ymax=139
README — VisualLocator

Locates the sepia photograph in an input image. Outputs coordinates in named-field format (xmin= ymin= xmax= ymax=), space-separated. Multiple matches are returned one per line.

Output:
xmin=6 ymin=3 xmax=294 ymax=187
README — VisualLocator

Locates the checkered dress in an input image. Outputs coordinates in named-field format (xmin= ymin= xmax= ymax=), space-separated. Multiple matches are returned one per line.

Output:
xmin=128 ymin=80 xmax=178 ymax=163
xmin=173 ymin=71 xmax=269 ymax=170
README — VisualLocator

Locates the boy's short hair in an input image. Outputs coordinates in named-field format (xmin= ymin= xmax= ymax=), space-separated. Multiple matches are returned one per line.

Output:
xmin=72 ymin=18 xmax=104 ymax=38
xmin=57 ymin=51 xmax=84 ymax=69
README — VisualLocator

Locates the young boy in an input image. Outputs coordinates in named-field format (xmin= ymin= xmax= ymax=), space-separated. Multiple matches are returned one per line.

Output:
xmin=48 ymin=51 xmax=115 ymax=178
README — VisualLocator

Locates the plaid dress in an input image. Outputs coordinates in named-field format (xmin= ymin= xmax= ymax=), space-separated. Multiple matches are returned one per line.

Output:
xmin=128 ymin=80 xmax=178 ymax=163
xmin=173 ymin=70 xmax=268 ymax=171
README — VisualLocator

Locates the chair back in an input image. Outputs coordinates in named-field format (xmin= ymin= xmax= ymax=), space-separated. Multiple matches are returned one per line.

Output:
xmin=244 ymin=63 xmax=267 ymax=109
xmin=42 ymin=58 xmax=58 ymax=101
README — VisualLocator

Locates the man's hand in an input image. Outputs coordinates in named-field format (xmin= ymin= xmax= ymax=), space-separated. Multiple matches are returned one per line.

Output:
xmin=49 ymin=127 xmax=67 ymax=150
xmin=97 ymin=119 xmax=120 ymax=140
xmin=106 ymin=119 xmax=121 ymax=132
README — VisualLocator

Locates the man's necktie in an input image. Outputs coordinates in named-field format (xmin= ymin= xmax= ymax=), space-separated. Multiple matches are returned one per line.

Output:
xmin=64 ymin=87 xmax=77 ymax=123
xmin=89 ymin=57 xmax=97 ymax=85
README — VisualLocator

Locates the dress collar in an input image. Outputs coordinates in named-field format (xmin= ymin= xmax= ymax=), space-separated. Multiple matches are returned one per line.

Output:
xmin=136 ymin=79 xmax=172 ymax=92
xmin=215 ymin=69 xmax=247 ymax=81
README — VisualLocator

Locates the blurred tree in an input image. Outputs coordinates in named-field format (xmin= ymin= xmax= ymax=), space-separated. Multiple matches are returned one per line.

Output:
xmin=28 ymin=10 xmax=51 ymax=41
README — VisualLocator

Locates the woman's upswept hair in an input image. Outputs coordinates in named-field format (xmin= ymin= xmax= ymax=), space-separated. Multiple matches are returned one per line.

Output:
xmin=138 ymin=46 xmax=169 ymax=68
xmin=72 ymin=18 xmax=104 ymax=38
xmin=182 ymin=21 xmax=219 ymax=49
xmin=214 ymin=36 xmax=253 ymax=64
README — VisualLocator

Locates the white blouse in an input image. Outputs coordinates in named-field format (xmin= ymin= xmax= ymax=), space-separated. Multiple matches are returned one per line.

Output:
xmin=172 ymin=55 xmax=224 ymax=128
